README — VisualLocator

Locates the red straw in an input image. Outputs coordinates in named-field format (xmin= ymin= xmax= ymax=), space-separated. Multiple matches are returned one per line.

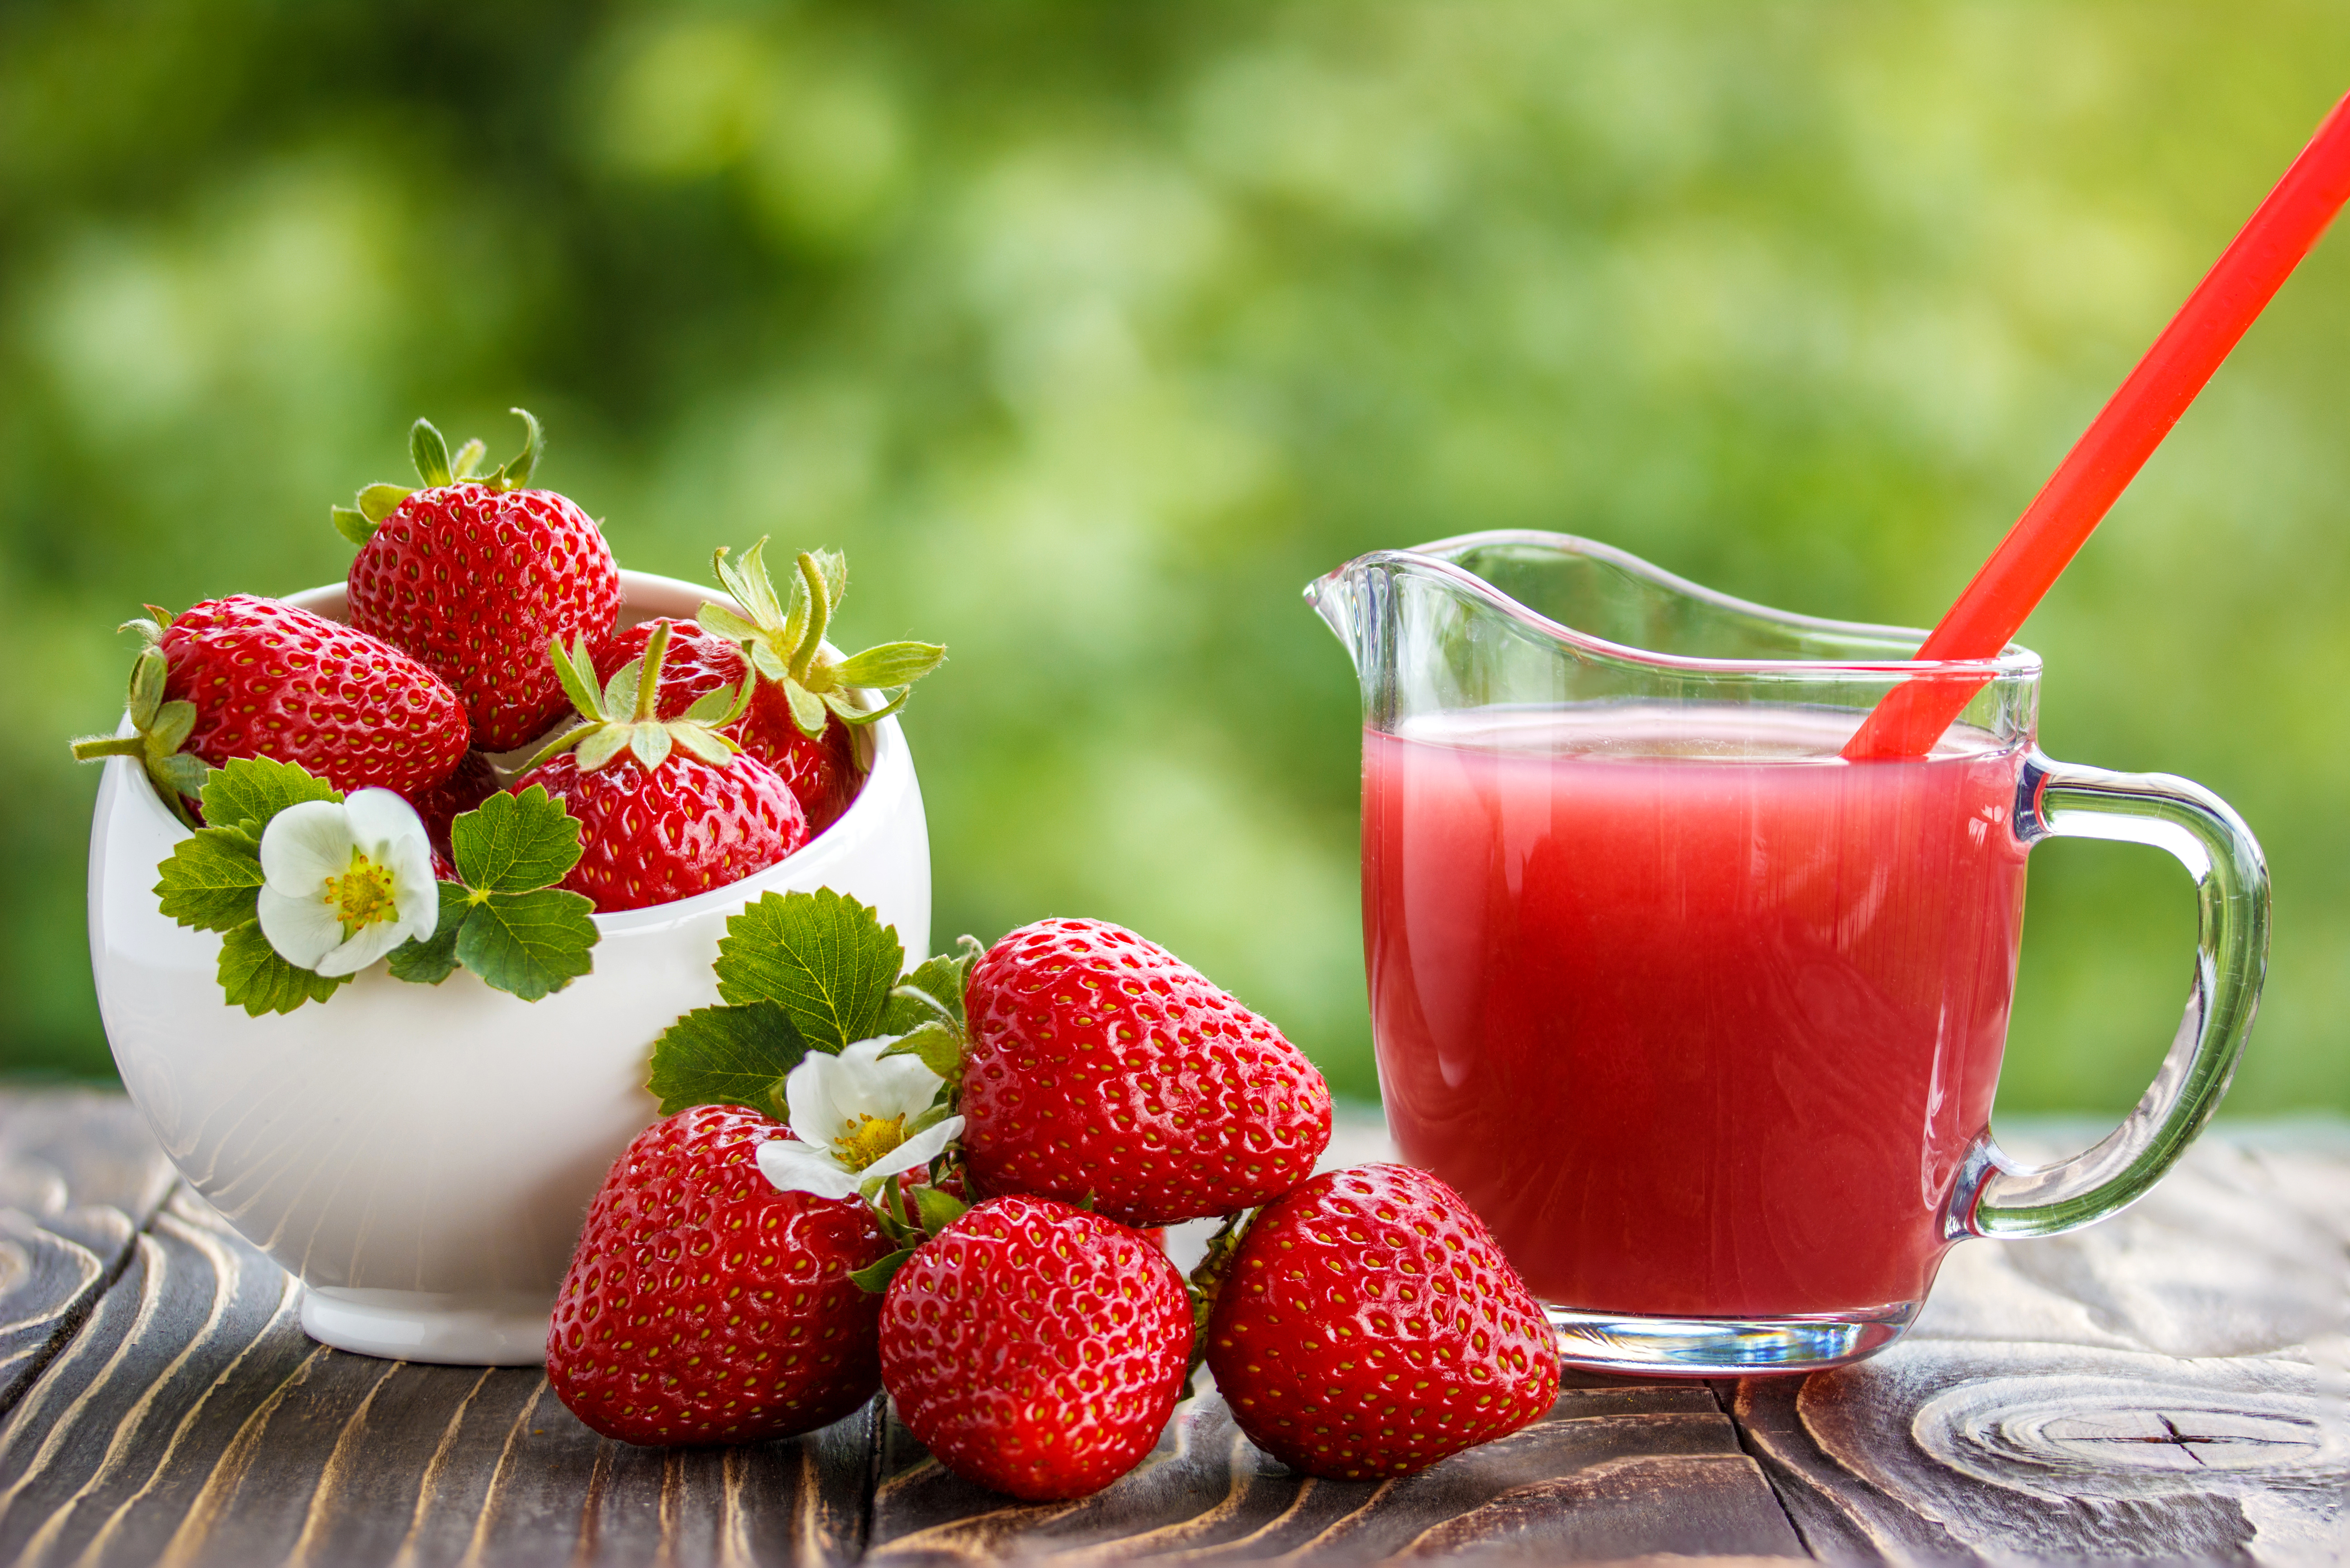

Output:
xmin=1845 ymin=91 xmax=2350 ymax=760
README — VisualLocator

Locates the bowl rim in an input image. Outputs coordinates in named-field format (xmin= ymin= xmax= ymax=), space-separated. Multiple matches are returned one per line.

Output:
xmin=109 ymin=568 xmax=918 ymax=937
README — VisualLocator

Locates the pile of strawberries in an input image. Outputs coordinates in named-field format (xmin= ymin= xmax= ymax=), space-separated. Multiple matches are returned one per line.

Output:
xmin=76 ymin=410 xmax=938 ymax=913
xmin=547 ymin=916 xmax=1562 ymax=1500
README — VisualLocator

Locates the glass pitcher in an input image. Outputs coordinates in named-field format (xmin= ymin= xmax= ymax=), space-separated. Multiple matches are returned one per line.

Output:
xmin=1308 ymin=531 xmax=2267 ymax=1376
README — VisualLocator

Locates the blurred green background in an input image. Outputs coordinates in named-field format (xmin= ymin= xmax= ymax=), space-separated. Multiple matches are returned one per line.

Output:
xmin=6 ymin=1 xmax=2345 ymax=1117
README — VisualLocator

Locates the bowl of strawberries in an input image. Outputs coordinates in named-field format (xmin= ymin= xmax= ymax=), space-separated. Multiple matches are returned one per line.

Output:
xmin=80 ymin=411 xmax=940 ymax=1365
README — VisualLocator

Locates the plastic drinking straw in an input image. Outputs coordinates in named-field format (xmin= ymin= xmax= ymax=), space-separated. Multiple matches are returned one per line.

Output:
xmin=1844 ymin=90 xmax=2350 ymax=761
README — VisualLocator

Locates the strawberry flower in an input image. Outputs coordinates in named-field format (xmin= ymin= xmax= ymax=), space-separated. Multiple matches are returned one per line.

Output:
xmin=757 ymin=1036 xmax=963 ymax=1202
xmin=254 ymin=789 xmax=440 ymax=977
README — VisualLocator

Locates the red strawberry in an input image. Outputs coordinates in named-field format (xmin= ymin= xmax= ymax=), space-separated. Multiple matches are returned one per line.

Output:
xmin=1204 ymin=1164 xmax=1560 ymax=1481
xmin=879 ymin=1195 xmax=1192 ymax=1500
xmin=547 ymin=1104 xmax=892 ymax=1445
xmin=72 ymin=595 xmax=469 ymax=810
xmin=521 ymin=750 xmax=805 ymax=912
xmin=404 ymin=750 xmax=500 ymax=874
xmin=337 ymin=411 xmax=621 ymax=752
xmin=594 ymin=617 xmax=861 ymax=834
xmin=510 ymin=622 xmax=806 ymax=912
xmin=960 ymin=918 xmax=1333 ymax=1227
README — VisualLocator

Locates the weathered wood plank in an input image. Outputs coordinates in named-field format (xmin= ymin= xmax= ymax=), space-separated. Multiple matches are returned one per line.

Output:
xmin=0 ymin=1188 xmax=879 ymax=1568
xmin=0 ymin=1089 xmax=179 ymax=1415
xmin=1725 ymin=1129 xmax=2350 ymax=1565
xmin=865 ymin=1372 xmax=1807 ymax=1563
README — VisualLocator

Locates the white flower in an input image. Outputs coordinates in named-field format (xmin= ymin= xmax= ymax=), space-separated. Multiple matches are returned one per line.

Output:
xmin=757 ymin=1036 xmax=965 ymax=1202
xmin=254 ymin=789 xmax=440 ymax=978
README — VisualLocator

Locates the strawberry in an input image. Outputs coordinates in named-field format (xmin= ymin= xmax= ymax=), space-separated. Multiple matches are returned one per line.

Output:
xmin=71 ymin=596 xmax=469 ymax=815
xmin=547 ymin=1104 xmax=892 ymax=1445
xmin=878 ymin=1195 xmax=1192 ymax=1500
xmin=336 ymin=410 xmax=621 ymax=752
xmin=694 ymin=539 xmax=944 ymax=808
xmin=510 ymin=622 xmax=806 ymax=912
xmin=593 ymin=617 xmax=861 ymax=834
xmin=404 ymin=749 xmax=501 ymax=875
xmin=1204 ymin=1164 xmax=1560 ymax=1481
xmin=959 ymin=918 xmax=1333 ymax=1227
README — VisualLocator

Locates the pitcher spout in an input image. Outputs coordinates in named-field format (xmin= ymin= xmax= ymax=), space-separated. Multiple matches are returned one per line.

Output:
xmin=1303 ymin=567 xmax=1368 ymax=678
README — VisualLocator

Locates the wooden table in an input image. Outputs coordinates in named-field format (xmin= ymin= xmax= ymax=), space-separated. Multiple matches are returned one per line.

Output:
xmin=0 ymin=1089 xmax=2340 ymax=1565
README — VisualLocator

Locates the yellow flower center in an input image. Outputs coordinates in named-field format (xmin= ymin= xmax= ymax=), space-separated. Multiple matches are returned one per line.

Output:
xmin=832 ymin=1113 xmax=909 ymax=1172
xmin=324 ymin=852 xmax=401 ymax=938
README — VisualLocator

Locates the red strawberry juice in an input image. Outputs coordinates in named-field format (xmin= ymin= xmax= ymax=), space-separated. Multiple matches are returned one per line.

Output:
xmin=1362 ymin=704 xmax=2030 ymax=1318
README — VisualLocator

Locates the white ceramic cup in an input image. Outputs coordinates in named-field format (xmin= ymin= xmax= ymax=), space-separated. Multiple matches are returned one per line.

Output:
xmin=86 ymin=571 xmax=931 ymax=1365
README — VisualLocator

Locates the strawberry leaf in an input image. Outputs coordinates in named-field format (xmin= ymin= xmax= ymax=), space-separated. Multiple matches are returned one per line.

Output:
xmin=454 ymin=888 xmax=596 ymax=1000
xmin=646 ymin=1001 xmax=808 ymax=1118
xmin=410 ymin=417 xmax=454 ymax=488
xmin=153 ymin=830 xmax=265 ymax=932
xmin=218 ymin=923 xmax=346 ymax=1015
xmin=331 ymin=506 xmax=377 ymax=546
xmin=201 ymin=756 xmax=342 ymax=841
xmin=878 ymin=1020 xmax=962 ymax=1085
xmin=832 ymin=641 xmax=946 ymax=689
xmin=387 ymin=883 xmax=471 ymax=985
xmin=714 ymin=889 xmax=902 ymax=1053
xmin=357 ymin=483 xmax=414 ymax=523
xmin=849 ymin=1247 xmax=914 ymax=1295
xmin=449 ymin=785 xmax=583 ymax=894
xmin=884 ymin=937 xmax=980 ymax=1033
xmin=911 ymin=1185 xmax=967 ymax=1235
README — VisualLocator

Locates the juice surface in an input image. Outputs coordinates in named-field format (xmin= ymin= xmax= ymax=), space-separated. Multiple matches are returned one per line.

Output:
xmin=1362 ymin=704 xmax=2030 ymax=1317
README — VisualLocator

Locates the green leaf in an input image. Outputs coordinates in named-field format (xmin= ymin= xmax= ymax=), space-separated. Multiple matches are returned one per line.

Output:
xmin=884 ymin=937 xmax=980 ymax=1032
xmin=387 ymin=883 xmax=469 ymax=984
xmin=201 ymin=756 xmax=341 ymax=839
xmin=646 ymin=1001 xmax=808 ymax=1117
xmin=713 ymin=538 xmax=787 ymax=630
xmin=912 ymin=1185 xmax=968 ymax=1235
xmin=749 ymin=640 xmax=790 ymax=684
xmin=550 ymin=635 xmax=604 ymax=721
xmin=449 ymin=785 xmax=583 ymax=894
xmin=148 ymin=699 xmax=197 ymax=755
xmin=410 ymin=417 xmax=453 ymax=487
xmin=153 ymin=830 xmax=265 ymax=932
xmin=449 ymin=440 xmax=485 ymax=480
xmin=152 ymin=753 xmax=210 ymax=803
xmin=331 ymin=505 xmax=377 ymax=546
xmin=575 ymin=725 xmax=629 ymax=771
xmin=454 ymin=888 xmax=596 ymax=1001
xmin=672 ymin=724 xmax=735 ymax=766
xmin=695 ymin=602 xmax=760 ymax=644
xmin=783 ymin=679 xmax=828 ymax=739
xmin=626 ymin=722 xmax=673 ymax=771
xmin=715 ymin=889 xmax=903 ymax=1053
xmin=127 ymin=649 xmax=166 ymax=729
xmin=832 ymin=641 xmax=946 ymax=689
xmin=218 ymin=923 xmax=345 ymax=1016
xmin=601 ymin=657 xmax=642 ymax=722
xmin=849 ymin=1248 xmax=915 ymax=1296
xmin=809 ymin=548 xmax=849 ymax=615
xmin=879 ymin=1020 xmax=962 ymax=1085
xmin=492 ymin=406 xmax=542 ymax=489
xmin=357 ymin=483 xmax=415 ymax=523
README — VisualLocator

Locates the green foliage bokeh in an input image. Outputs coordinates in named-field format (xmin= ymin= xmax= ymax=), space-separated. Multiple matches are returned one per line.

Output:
xmin=8 ymin=1 xmax=2346 ymax=1115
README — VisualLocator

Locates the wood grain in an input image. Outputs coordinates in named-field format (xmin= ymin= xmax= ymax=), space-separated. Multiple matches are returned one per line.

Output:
xmin=0 ymin=1188 xmax=878 ymax=1568
xmin=0 ymin=1090 xmax=178 ymax=1416
xmin=0 ymin=1097 xmax=2343 ymax=1564
xmin=1729 ymin=1129 xmax=2350 ymax=1565
xmin=865 ymin=1371 xmax=1806 ymax=1564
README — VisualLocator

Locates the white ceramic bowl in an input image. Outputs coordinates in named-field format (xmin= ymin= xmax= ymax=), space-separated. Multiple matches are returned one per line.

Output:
xmin=87 ymin=571 xmax=931 ymax=1365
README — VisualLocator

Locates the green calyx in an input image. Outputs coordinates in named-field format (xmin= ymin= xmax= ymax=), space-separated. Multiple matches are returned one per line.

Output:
xmin=697 ymin=539 xmax=946 ymax=741
xmin=519 ymin=619 xmax=753 ymax=775
xmin=69 ymin=606 xmax=205 ymax=827
xmin=331 ymin=407 xmax=546 ymax=547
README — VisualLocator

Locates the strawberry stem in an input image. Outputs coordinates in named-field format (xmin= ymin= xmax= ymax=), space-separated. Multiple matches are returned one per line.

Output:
xmin=634 ymin=622 xmax=671 ymax=724
xmin=789 ymin=552 xmax=830 ymax=679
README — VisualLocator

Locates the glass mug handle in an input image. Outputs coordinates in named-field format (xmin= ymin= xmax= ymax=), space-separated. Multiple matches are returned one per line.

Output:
xmin=1953 ymin=752 xmax=2271 ymax=1239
